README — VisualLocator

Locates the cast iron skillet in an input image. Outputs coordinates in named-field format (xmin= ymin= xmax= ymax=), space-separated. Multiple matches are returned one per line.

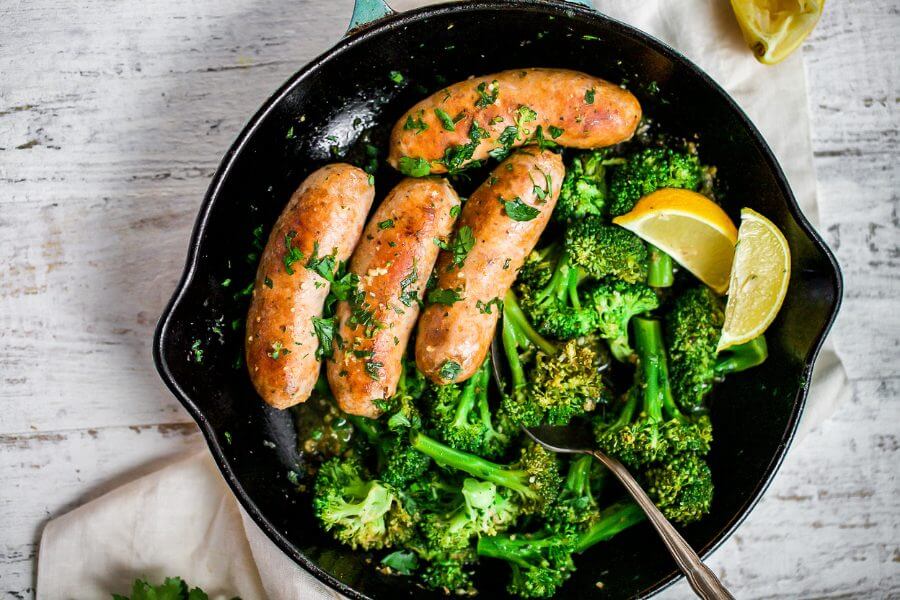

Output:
xmin=153 ymin=1 xmax=842 ymax=598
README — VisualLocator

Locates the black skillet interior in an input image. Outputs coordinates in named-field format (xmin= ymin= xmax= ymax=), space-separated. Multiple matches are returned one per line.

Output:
xmin=153 ymin=2 xmax=842 ymax=598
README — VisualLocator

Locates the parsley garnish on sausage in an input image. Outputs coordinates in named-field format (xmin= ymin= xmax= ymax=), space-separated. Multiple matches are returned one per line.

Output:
xmin=502 ymin=197 xmax=540 ymax=221
xmin=427 ymin=288 xmax=464 ymax=305
xmin=398 ymin=156 xmax=432 ymax=177
xmin=311 ymin=316 xmax=335 ymax=360
xmin=438 ymin=360 xmax=462 ymax=382
xmin=474 ymin=80 xmax=499 ymax=108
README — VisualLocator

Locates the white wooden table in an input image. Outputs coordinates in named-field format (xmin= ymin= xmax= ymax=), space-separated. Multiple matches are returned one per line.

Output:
xmin=1 ymin=0 xmax=898 ymax=597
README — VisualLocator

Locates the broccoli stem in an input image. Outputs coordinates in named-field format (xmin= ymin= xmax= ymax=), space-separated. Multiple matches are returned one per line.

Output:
xmin=452 ymin=365 xmax=483 ymax=428
xmin=574 ymin=501 xmax=646 ymax=553
xmin=564 ymin=455 xmax=594 ymax=498
xmin=410 ymin=431 xmax=532 ymax=497
xmin=503 ymin=289 xmax=557 ymax=356
xmin=634 ymin=317 xmax=666 ymax=422
xmin=502 ymin=309 xmax=528 ymax=392
xmin=647 ymin=244 xmax=674 ymax=288
xmin=715 ymin=335 xmax=768 ymax=375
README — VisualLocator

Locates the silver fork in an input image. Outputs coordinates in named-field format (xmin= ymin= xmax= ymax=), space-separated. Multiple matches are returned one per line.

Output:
xmin=491 ymin=339 xmax=735 ymax=600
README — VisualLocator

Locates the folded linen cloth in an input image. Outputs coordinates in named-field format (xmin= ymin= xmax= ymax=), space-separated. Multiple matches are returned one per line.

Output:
xmin=37 ymin=1 xmax=849 ymax=598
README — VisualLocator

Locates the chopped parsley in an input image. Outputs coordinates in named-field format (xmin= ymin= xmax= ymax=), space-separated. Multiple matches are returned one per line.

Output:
xmin=378 ymin=219 xmax=395 ymax=230
xmin=398 ymin=156 xmax=432 ymax=177
xmin=190 ymin=339 xmax=203 ymax=363
xmin=286 ymin=126 xmax=295 ymax=139
xmin=529 ymin=125 xmax=558 ymax=151
xmin=448 ymin=225 xmax=475 ymax=268
xmin=304 ymin=242 xmax=337 ymax=281
xmin=585 ymin=87 xmax=596 ymax=104
xmin=476 ymin=297 xmax=503 ymax=314
xmin=427 ymin=287 xmax=464 ymax=305
xmin=311 ymin=316 xmax=335 ymax=360
xmin=283 ymin=231 xmax=305 ymax=274
xmin=268 ymin=341 xmax=290 ymax=360
xmin=489 ymin=105 xmax=538 ymax=160
xmin=502 ymin=258 xmax=511 ymax=270
xmin=434 ymin=108 xmax=456 ymax=131
xmin=351 ymin=349 xmax=375 ymax=359
xmin=403 ymin=112 xmax=428 ymax=134
xmin=548 ymin=125 xmax=564 ymax=138
xmin=398 ymin=262 xmax=420 ymax=307
xmin=475 ymin=80 xmax=499 ymax=108
xmin=221 ymin=278 xmax=231 ymax=288
xmin=449 ymin=204 xmax=461 ymax=218
xmin=234 ymin=282 xmax=254 ymax=299
xmin=439 ymin=121 xmax=488 ymax=174
xmin=531 ymin=170 xmax=553 ymax=202
xmin=438 ymin=360 xmax=462 ymax=382
xmin=364 ymin=360 xmax=384 ymax=380
xmin=263 ymin=276 xmax=273 ymax=288
xmin=503 ymin=197 xmax=540 ymax=221
xmin=381 ymin=551 xmax=419 ymax=576
xmin=389 ymin=70 xmax=404 ymax=84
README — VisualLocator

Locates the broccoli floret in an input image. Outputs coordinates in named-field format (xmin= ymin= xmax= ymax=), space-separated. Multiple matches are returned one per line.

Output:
xmin=530 ymin=341 xmax=605 ymax=425
xmin=410 ymin=431 xmax=562 ymax=515
xmin=555 ymin=149 xmax=624 ymax=222
xmin=608 ymin=148 xmax=703 ymax=217
xmin=427 ymin=358 xmax=511 ymax=459
xmin=548 ymin=454 xmax=607 ymax=528
xmin=421 ymin=553 xmax=477 ymax=596
xmin=501 ymin=290 xmax=605 ymax=426
xmin=516 ymin=244 xmax=600 ymax=340
xmin=586 ymin=279 xmax=660 ymax=362
xmin=645 ymin=452 xmax=714 ymax=525
xmin=665 ymin=286 xmax=725 ymax=412
xmin=594 ymin=318 xmax=711 ymax=468
xmin=422 ymin=478 xmax=519 ymax=553
xmin=313 ymin=457 xmax=413 ymax=550
xmin=477 ymin=528 xmax=577 ymax=598
xmin=564 ymin=217 xmax=648 ymax=284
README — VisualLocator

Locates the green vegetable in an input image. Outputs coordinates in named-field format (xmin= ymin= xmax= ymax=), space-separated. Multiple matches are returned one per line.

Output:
xmin=565 ymin=217 xmax=648 ymax=284
xmin=427 ymin=287 xmax=464 ymax=305
xmin=608 ymin=148 xmax=703 ymax=216
xmin=112 ymin=577 xmax=220 ymax=600
xmin=435 ymin=108 xmax=456 ymax=131
xmin=503 ymin=197 xmax=540 ymax=221
xmin=398 ymin=156 xmax=432 ymax=177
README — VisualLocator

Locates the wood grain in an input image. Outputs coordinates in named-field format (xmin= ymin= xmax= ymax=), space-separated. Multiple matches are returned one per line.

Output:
xmin=0 ymin=0 xmax=897 ymax=598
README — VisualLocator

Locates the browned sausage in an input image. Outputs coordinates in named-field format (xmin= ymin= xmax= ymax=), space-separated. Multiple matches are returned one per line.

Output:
xmin=246 ymin=164 xmax=375 ymax=409
xmin=388 ymin=68 xmax=641 ymax=175
xmin=327 ymin=177 xmax=460 ymax=417
xmin=415 ymin=147 xmax=563 ymax=384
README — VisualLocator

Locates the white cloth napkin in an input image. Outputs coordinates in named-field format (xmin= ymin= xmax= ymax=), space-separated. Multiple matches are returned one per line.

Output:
xmin=37 ymin=1 xmax=850 ymax=598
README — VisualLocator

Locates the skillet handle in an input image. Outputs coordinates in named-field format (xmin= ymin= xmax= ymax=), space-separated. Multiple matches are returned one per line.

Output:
xmin=348 ymin=0 xmax=594 ymax=33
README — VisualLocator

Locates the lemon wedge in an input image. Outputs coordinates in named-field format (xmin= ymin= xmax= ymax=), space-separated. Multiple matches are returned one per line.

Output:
xmin=716 ymin=208 xmax=791 ymax=352
xmin=612 ymin=188 xmax=738 ymax=294
xmin=730 ymin=0 xmax=824 ymax=65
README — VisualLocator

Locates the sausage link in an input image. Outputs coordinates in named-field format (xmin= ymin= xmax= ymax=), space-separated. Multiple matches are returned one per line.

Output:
xmin=328 ymin=177 xmax=460 ymax=417
xmin=246 ymin=164 xmax=375 ymax=409
xmin=388 ymin=68 xmax=640 ymax=174
xmin=415 ymin=148 xmax=563 ymax=384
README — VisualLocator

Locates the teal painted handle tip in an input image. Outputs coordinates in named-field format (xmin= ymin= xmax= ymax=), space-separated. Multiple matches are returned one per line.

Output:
xmin=349 ymin=0 xmax=394 ymax=31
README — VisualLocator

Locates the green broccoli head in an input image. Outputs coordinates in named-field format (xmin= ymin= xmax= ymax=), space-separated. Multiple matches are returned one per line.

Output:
xmin=530 ymin=340 xmax=606 ymax=425
xmin=565 ymin=217 xmax=648 ymax=284
xmin=645 ymin=452 xmax=714 ymax=524
xmin=422 ymin=478 xmax=519 ymax=554
xmin=477 ymin=529 xmax=577 ymax=598
xmin=313 ymin=457 xmax=413 ymax=550
xmin=586 ymin=279 xmax=660 ymax=362
xmin=420 ymin=556 xmax=477 ymax=596
xmin=427 ymin=359 xmax=510 ymax=459
xmin=379 ymin=434 xmax=431 ymax=488
xmin=548 ymin=454 xmax=606 ymax=528
xmin=662 ymin=413 xmax=713 ymax=457
xmin=608 ymin=147 xmax=703 ymax=216
xmin=665 ymin=286 xmax=725 ymax=412
xmin=555 ymin=149 xmax=622 ymax=222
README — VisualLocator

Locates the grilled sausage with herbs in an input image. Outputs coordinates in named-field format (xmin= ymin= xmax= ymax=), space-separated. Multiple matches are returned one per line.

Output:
xmin=415 ymin=147 xmax=563 ymax=385
xmin=327 ymin=177 xmax=461 ymax=417
xmin=245 ymin=164 xmax=375 ymax=409
xmin=388 ymin=68 xmax=641 ymax=175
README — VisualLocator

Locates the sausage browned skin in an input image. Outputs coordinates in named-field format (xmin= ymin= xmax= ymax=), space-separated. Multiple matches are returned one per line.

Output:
xmin=327 ymin=177 xmax=460 ymax=418
xmin=246 ymin=164 xmax=375 ymax=409
xmin=415 ymin=148 xmax=563 ymax=385
xmin=388 ymin=68 xmax=641 ymax=175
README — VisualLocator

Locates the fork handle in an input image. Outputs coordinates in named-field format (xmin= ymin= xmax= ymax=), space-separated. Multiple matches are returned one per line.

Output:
xmin=589 ymin=451 xmax=735 ymax=600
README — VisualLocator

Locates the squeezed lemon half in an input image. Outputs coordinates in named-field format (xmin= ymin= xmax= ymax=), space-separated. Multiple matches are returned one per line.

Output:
xmin=730 ymin=0 xmax=825 ymax=65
